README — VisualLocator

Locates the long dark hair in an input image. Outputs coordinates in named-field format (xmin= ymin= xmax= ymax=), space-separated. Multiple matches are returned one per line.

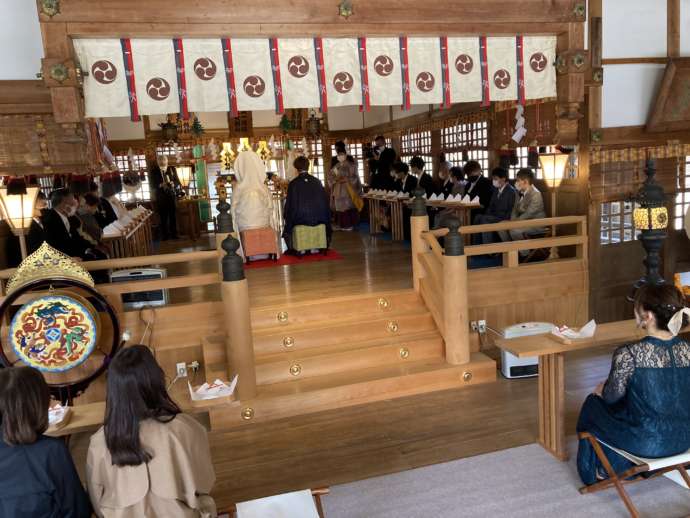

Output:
xmin=104 ymin=345 xmax=181 ymax=466
xmin=0 ymin=367 xmax=50 ymax=445
xmin=634 ymin=284 xmax=688 ymax=332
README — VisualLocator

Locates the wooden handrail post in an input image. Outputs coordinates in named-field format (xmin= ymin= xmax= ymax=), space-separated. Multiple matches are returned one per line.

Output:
xmin=410 ymin=188 xmax=430 ymax=292
xmin=219 ymin=234 xmax=257 ymax=400
xmin=443 ymin=217 xmax=470 ymax=365
xmin=216 ymin=190 xmax=235 ymax=278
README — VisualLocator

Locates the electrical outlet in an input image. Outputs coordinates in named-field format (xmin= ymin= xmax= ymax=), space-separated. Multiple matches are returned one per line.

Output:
xmin=470 ymin=321 xmax=478 ymax=332
xmin=478 ymin=320 xmax=487 ymax=334
xmin=176 ymin=362 xmax=188 ymax=378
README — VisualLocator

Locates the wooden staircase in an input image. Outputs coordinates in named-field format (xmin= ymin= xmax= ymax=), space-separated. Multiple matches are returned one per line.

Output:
xmin=203 ymin=289 xmax=496 ymax=430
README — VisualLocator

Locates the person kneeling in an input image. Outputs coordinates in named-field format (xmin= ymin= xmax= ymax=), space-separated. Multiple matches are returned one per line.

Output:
xmin=498 ymin=168 xmax=545 ymax=257
xmin=473 ymin=167 xmax=516 ymax=244
xmin=0 ymin=367 xmax=92 ymax=517
xmin=87 ymin=345 xmax=217 ymax=517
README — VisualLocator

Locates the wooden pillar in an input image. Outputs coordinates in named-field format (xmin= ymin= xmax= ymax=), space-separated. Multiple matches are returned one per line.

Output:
xmin=219 ymin=234 xmax=257 ymax=400
xmin=442 ymin=217 xmax=470 ymax=365
xmin=410 ymin=189 xmax=429 ymax=292
xmin=216 ymin=232 xmax=231 ymax=278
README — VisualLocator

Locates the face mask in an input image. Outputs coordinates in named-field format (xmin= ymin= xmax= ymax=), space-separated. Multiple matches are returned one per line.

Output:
xmin=492 ymin=179 xmax=501 ymax=188
xmin=337 ymin=155 xmax=346 ymax=163
xmin=469 ymin=174 xmax=479 ymax=183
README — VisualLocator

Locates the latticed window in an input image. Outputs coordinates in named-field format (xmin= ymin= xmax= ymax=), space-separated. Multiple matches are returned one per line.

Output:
xmin=114 ymin=153 xmax=151 ymax=202
xmin=441 ymin=119 xmax=489 ymax=173
xmin=600 ymin=200 xmax=635 ymax=245
xmin=38 ymin=176 xmax=54 ymax=198
xmin=675 ymin=157 xmax=690 ymax=230
xmin=230 ymin=111 xmax=252 ymax=134
xmin=400 ymin=130 xmax=432 ymax=169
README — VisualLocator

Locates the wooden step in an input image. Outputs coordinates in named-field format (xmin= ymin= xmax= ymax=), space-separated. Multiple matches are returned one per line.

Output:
xmin=208 ymin=353 xmax=496 ymax=430
xmin=253 ymin=312 xmax=436 ymax=356
xmin=255 ymin=333 xmax=444 ymax=385
xmin=250 ymin=289 xmax=423 ymax=330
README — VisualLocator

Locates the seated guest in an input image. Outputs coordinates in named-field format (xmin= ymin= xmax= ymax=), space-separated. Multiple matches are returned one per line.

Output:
xmin=87 ymin=345 xmax=216 ymax=517
xmin=392 ymin=161 xmax=417 ymax=195
xmin=328 ymin=142 xmax=361 ymax=231
xmin=410 ymin=156 xmax=434 ymax=198
xmin=498 ymin=168 xmax=546 ymax=256
xmin=282 ymin=156 xmax=332 ymax=251
xmin=473 ymin=167 xmax=517 ymax=244
xmin=435 ymin=159 xmax=454 ymax=198
xmin=576 ymin=284 xmax=690 ymax=486
xmin=449 ymin=166 xmax=467 ymax=196
xmin=26 ymin=191 xmax=49 ymax=254
xmin=463 ymin=161 xmax=494 ymax=218
xmin=78 ymin=193 xmax=105 ymax=244
xmin=91 ymin=181 xmax=117 ymax=229
xmin=43 ymin=188 xmax=97 ymax=259
xmin=0 ymin=367 xmax=92 ymax=517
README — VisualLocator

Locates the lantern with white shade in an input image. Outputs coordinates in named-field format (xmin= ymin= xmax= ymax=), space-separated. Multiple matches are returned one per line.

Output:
xmin=0 ymin=178 xmax=40 ymax=259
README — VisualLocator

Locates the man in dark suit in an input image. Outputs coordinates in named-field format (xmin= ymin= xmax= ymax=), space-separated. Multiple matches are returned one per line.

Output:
xmin=42 ymin=189 xmax=95 ymax=259
xmin=410 ymin=156 xmax=434 ymax=198
xmin=149 ymin=155 xmax=181 ymax=240
xmin=463 ymin=160 xmax=494 ymax=221
xmin=371 ymin=135 xmax=397 ymax=186
xmin=392 ymin=161 xmax=417 ymax=194
xmin=473 ymin=167 xmax=517 ymax=244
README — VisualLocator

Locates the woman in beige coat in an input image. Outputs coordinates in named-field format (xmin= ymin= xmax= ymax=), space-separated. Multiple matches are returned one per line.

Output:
xmin=87 ymin=345 xmax=217 ymax=517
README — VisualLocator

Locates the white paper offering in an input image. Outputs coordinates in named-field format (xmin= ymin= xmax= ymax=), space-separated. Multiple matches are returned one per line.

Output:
xmin=48 ymin=404 xmax=70 ymax=426
xmin=471 ymin=196 xmax=480 ymax=205
xmin=461 ymin=194 xmax=471 ymax=204
xmin=188 ymin=375 xmax=238 ymax=401
xmin=551 ymin=319 xmax=597 ymax=341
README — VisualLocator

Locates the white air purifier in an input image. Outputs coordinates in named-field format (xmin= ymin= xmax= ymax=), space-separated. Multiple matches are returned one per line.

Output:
xmin=500 ymin=322 xmax=553 ymax=379
xmin=110 ymin=268 xmax=168 ymax=310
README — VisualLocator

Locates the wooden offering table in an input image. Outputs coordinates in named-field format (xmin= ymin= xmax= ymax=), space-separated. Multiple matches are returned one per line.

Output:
xmin=363 ymin=193 xmax=406 ymax=241
xmin=495 ymin=320 xmax=646 ymax=461
xmin=103 ymin=208 xmax=153 ymax=259
xmin=177 ymin=198 xmax=204 ymax=241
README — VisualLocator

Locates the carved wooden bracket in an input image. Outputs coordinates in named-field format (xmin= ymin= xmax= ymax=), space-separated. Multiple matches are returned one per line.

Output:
xmin=571 ymin=1 xmax=586 ymax=21
xmin=556 ymin=50 xmax=590 ymax=75
xmin=38 ymin=0 xmax=61 ymax=19
xmin=41 ymin=59 xmax=78 ymax=87
xmin=590 ymin=129 xmax=603 ymax=144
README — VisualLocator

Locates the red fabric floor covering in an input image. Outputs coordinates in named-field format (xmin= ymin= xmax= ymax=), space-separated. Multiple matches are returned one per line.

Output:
xmin=243 ymin=249 xmax=343 ymax=269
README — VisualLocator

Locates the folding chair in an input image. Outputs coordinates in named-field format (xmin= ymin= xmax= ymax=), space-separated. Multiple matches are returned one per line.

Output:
xmin=521 ymin=228 xmax=552 ymax=263
xmin=579 ymin=431 xmax=690 ymax=518
xmin=224 ymin=487 xmax=329 ymax=518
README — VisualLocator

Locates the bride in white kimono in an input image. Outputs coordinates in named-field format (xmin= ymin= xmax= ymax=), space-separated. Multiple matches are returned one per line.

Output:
xmin=231 ymin=150 xmax=280 ymax=258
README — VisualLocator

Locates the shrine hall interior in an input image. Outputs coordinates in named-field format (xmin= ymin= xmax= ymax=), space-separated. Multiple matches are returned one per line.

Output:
xmin=1 ymin=1 xmax=690 ymax=518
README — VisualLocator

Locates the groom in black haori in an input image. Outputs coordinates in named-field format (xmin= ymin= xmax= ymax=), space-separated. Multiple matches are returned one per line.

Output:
xmin=282 ymin=156 xmax=332 ymax=251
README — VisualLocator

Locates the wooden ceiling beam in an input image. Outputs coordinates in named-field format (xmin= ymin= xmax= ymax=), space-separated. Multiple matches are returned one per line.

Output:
xmin=64 ymin=22 xmax=571 ymax=39
xmin=43 ymin=0 xmax=584 ymax=25
xmin=668 ymin=0 xmax=681 ymax=58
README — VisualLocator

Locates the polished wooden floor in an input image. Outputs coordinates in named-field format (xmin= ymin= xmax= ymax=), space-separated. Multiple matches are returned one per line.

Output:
xmin=75 ymin=230 xmax=615 ymax=511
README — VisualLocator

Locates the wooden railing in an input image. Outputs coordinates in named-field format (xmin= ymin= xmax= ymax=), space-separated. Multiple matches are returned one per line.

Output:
xmin=412 ymin=214 xmax=588 ymax=366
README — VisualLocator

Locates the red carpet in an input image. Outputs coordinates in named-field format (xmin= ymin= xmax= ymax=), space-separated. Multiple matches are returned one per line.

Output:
xmin=244 ymin=249 xmax=343 ymax=269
